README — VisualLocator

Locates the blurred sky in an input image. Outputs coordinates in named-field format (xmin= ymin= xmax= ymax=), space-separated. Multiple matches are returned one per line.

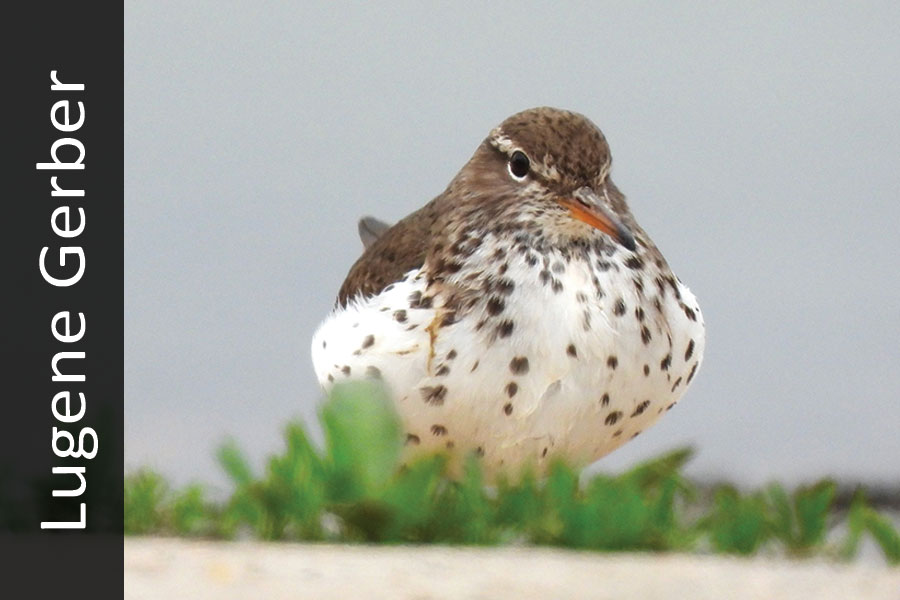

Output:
xmin=125 ymin=2 xmax=900 ymax=490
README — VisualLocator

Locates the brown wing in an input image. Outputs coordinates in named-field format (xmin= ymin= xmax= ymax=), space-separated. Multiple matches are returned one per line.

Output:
xmin=337 ymin=200 xmax=440 ymax=306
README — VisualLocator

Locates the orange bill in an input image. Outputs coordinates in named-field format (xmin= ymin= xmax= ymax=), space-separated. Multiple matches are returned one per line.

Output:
xmin=558 ymin=195 xmax=636 ymax=251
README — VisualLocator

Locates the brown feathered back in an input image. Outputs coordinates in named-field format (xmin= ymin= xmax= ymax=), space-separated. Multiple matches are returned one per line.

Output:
xmin=337 ymin=201 xmax=440 ymax=306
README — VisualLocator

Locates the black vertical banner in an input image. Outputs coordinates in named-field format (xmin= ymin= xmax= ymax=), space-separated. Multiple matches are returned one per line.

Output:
xmin=2 ymin=4 xmax=123 ymax=597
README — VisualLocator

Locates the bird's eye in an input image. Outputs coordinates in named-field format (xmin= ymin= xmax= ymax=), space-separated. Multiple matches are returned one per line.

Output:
xmin=507 ymin=150 xmax=530 ymax=180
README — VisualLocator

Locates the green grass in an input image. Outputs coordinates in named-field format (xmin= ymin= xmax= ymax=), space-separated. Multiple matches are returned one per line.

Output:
xmin=125 ymin=382 xmax=899 ymax=564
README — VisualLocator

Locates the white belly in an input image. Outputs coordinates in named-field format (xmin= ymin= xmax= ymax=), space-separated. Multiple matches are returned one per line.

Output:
xmin=312 ymin=251 xmax=705 ymax=476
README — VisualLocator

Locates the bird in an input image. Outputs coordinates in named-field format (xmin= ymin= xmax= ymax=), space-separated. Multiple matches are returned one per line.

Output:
xmin=311 ymin=107 xmax=705 ymax=477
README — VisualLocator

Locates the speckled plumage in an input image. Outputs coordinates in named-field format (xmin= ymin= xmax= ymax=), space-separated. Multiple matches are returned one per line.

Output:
xmin=312 ymin=107 xmax=705 ymax=476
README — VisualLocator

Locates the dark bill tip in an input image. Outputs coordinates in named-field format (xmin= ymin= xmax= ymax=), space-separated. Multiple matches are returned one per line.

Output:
xmin=618 ymin=225 xmax=637 ymax=252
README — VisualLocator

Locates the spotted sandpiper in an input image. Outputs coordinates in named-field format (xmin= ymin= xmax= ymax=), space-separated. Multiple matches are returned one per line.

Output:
xmin=312 ymin=107 xmax=705 ymax=475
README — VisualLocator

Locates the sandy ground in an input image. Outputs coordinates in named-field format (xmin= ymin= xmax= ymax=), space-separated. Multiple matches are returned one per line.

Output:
xmin=125 ymin=538 xmax=899 ymax=600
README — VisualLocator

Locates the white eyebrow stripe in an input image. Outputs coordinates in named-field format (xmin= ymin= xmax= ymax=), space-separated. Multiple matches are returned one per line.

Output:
xmin=489 ymin=128 xmax=517 ymax=154
xmin=490 ymin=128 xmax=561 ymax=182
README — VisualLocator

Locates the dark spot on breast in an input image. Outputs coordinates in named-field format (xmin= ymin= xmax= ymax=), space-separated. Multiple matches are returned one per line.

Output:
xmin=361 ymin=334 xmax=374 ymax=349
xmin=447 ymin=349 xmax=457 ymax=360
xmin=440 ymin=312 xmax=457 ymax=327
xmin=435 ymin=364 xmax=450 ymax=376
xmin=322 ymin=341 xmax=327 ymax=349
xmin=625 ymin=256 xmax=644 ymax=271
xmin=471 ymin=360 xmax=479 ymax=372
xmin=393 ymin=309 xmax=408 ymax=323
xmin=341 ymin=365 xmax=351 ymax=376
xmin=683 ymin=305 xmax=697 ymax=321
xmin=671 ymin=376 xmax=682 ymax=392
xmin=576 ymin=291 xmax=588 ymax=303
xmin=431 ymin=425 xmax=447 ymax=436
xmin=475 ymin=446 xmax=485 ymax=457
xmin=451 ymin=240 xmax=478 ymax=259
xmin=365 ymin=365 xmax=382 ymax=379
xmin=436 ymin=258 xmax=463 ymax=275
xmin=445 ymin=440 xmax=455 ymax=449
xmin=503 ymin=402 xmax=513 ymax=415
xmin=631 ymin=400 xmax=650 ymax=417
xmin=505 ymin=382 xmax=518 ymax=397
xmin=405 ymin=433 xmax=420 ymax=445
xmin=542 ymin=447 xmax=548 ymax=457
xmin=327 ymin=374 xmax=334 ymax=382
xmin=686 ymin=362 xmax=699 ymax=384
xmin=567 ymin=344 xmax=577 ymax=358
xmin=496 ymin=278 xmax=515 ymax=295
xmin=551 ymin=279 xmax=564 ymax=293
xmin=420 ymin=385 xmax=447 ymax=405
xmin=497 ymin=320 xmax=515 ymax=338
xmin=613 ymin=299 xmax=626 ymax=316
xmin=487 ymin=297 xmax=505 ymax=315
xmin=539 ymin=269 xmax=552 ymax=285
xmin=667 ymin=276 xmax=682 ymax=300
xmin=654 ymin=277 xmax=666 ymax=296
xmin=635 ymin=307 xmax=645 ymax=322
xmin=660 ymin=354 xmax=672 ymax=371
xmin=685 ymin=339 xmax=695 ymax=361
xmin=607 ymin=355 xmax=618 ymax=369
xmin=605 ymin=411 xmax=623 ymax=426
xmin=641 ymin=326 xmax=652 ymax=344
xmin=643 ymin=364 xmax=650 ymax=376
xmin=510 ymin=356 xmax=529 ymax=375
xmin=600 ymin=393 xmax=610 ymax=406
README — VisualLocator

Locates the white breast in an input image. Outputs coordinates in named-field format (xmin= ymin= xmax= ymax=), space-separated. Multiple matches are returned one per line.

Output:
xmin=311 ymin=245 xmax=705 ymax=476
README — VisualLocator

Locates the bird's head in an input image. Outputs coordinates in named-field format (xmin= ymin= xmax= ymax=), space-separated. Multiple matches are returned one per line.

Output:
xmin=445 ymin=107 xmax=637 ymax=252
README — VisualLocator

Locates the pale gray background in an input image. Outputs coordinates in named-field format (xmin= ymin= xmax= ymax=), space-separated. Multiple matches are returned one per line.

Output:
xmin=125 ymin=2 xmax=900 ymax=490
